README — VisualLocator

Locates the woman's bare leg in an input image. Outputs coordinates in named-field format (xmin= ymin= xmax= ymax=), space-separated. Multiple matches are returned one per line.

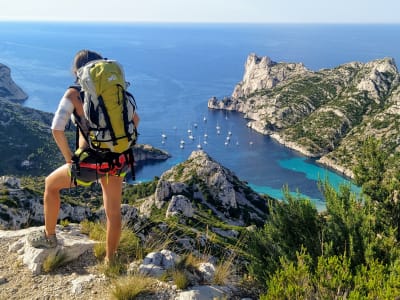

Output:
xmin=101 ymin=175 xmax=123 ymax=261
xmin=44 ymin=164 xmax=73 ymax=236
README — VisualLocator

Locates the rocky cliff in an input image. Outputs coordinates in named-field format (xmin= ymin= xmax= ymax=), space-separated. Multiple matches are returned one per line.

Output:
xmin=0 ymin=63 xmax=28 ymax=103
xmin=208 ymin=54 xmax=400 ymax=178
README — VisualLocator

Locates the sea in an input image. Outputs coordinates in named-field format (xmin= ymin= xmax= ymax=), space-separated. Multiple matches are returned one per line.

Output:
xmin=1 ymin=22 xmax=399 ymax=210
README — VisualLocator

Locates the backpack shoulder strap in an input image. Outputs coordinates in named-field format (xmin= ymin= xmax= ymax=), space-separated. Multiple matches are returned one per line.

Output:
xmin=68 ymin=84 xmax=89 ymax=150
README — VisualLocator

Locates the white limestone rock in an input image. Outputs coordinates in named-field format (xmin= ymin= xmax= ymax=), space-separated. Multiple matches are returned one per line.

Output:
xmin=138 ymin=249 xmax=179 ymax=277
xmin=197 ymin=262 xmax=216 ymax=283
xmin=154 ymin=180 xmax=187 ymax=208
xmin=0 ymin=176 xmax=21 ymax=188
xmin=166 ymin=195 xmax=194 ymax=218
xmin=232 ymin=53 xmax=309 ymax=99
xmin=6 ymin=224 xmax=96 ymax=275
xmin=70 ymin=274 xmax=97 ymax=295
xmin=175 ymin=285 xmax=231 ymax=300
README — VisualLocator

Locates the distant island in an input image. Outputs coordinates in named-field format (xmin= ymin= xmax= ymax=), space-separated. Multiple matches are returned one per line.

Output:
xmin=209 ymin=53 xmax=400 ymax=179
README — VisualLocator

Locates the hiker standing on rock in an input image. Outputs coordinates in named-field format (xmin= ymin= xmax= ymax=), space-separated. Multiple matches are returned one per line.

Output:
xmin=28 ymin=49 xmax=140 ymax=264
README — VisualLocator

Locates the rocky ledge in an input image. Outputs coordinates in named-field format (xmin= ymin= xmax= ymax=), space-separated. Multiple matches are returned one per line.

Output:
xmin=133 ymin=143 xmax=171 ymax=163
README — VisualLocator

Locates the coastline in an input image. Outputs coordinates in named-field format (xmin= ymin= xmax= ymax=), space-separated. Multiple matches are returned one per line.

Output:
xmin=245 ymin=119 xmax=355 ymax=180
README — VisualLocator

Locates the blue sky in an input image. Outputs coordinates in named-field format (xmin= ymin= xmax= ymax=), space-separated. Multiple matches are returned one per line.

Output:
xmin=0 ymin=0 xmax=399 ymax=23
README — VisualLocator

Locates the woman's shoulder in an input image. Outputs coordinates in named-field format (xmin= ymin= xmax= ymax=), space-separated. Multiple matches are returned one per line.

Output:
xmin=64 ymin=86 xmax=82 ymax=103
xmin=63 ymin=86 xmax=82 ymax=109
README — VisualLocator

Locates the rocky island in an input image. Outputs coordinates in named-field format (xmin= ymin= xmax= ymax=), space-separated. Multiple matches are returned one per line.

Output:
xmin=209 ymin=53 xmax=400 ymax=178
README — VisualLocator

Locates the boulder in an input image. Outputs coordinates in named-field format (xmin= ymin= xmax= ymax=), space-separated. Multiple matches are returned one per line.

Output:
xmin=5 ymin=224 xmax=96 ymax=275
xmin=166 ymin=195 xmax=194 ymax=218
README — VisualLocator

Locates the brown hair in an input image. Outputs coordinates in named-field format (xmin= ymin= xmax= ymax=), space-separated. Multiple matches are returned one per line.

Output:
xmin=72 ymin=49 xmax=103 ymax=74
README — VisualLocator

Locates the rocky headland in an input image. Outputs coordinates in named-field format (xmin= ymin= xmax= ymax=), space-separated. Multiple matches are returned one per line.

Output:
xmin=208 ymin=53 xmax=400 ymax=178
xmin=0 ymin=63 xmax=28 ymax=103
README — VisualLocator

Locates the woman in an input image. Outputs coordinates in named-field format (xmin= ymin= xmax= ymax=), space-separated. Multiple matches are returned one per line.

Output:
xmin=28 ymin=49 xmax=140 ymax=263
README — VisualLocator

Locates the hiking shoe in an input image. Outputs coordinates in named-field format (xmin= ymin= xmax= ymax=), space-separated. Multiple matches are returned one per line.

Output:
xmin=28 ymin=230 xmax=58 ymax=249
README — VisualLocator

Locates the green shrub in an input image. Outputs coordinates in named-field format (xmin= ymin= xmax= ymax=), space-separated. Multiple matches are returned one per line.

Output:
xmin=261 ymin=248 xmax=314 ymax=300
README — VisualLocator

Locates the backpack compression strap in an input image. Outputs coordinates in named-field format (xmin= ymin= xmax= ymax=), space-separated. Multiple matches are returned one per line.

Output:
xmin=97 ymin=94 xmax=118 ymax=146
xmin=122 ymin=88 xmax=132 ymax=142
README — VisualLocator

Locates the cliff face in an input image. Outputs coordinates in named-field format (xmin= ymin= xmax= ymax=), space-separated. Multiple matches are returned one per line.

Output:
xmin=0 ymin=63 xmax=28 ymax=103
xmin=208 ymin=54 xmax=400 ymax=178
xmin=232 ymin=53 xmax=310 ymax=99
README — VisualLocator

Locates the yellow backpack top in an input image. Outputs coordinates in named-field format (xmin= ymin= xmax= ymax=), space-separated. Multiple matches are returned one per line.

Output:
xmin=76 ymin=59 xmax=137 ymax=153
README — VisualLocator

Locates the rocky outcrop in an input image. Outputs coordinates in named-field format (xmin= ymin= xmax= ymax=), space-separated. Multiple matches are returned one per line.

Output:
xmin=166 ymin=195 xmax=194 ymax=218
xmin=144 ymin=150 xmax=269 ymax=226
xmin=0 ymin=177 xmax=92 ymax=229
xmin=0 ymin=63 xmax=28 ymax=103
xmin=5 ymin=224 xmax=96 ymax=274
xmin=231 ymin=53 xmax=310 ymax=99
xmin=208 ymin=54 xmax=400 ymax=178
xmin=133 ymin=143 xmax=170 ymax=163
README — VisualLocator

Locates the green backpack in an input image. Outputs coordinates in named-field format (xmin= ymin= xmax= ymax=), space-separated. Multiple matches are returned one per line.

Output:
xmin=76 ymin=59 xmax=137 ymax=154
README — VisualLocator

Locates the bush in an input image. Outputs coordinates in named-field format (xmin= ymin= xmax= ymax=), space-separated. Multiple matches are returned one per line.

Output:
xmin=261 ymin=248 xmax=314 ymax=299
xmin=246 ymin=189 xmax=321 ymax=283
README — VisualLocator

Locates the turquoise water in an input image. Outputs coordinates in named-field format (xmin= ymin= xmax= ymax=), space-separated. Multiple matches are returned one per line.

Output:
xmin=247 ymin=182 xmax=325 ymax=211
xmin=278 ymin=157 xmax=360 ymax=191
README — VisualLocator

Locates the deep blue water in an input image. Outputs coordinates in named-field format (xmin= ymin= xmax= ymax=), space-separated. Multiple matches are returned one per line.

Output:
xmin=1 ymin=22 xmax=399 ymax=209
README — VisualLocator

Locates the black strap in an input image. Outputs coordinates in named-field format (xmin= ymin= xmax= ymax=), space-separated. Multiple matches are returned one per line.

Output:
xmin=97 ymin=95 xmax=117 ymax=146
xmin=121 ymin=88 xmax=132 ymax=142
xmin=69 ymin=84 xmax=90 ymax=150
xmin=125 ymin=148 xmax=135 ymax=181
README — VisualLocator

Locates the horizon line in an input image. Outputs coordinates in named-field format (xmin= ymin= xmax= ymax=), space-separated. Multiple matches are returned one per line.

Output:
xmin=0 ymin=18 xmax=399 ymax=25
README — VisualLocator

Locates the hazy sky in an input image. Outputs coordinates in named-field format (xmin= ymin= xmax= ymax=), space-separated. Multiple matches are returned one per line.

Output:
xmin=0 ymin=0 xmax=399 ymax=23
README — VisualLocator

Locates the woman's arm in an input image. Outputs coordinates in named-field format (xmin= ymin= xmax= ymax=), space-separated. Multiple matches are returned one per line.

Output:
xmin=51 ymin=88 xmax=82 ymax=163
xmin=52 ymin=130 xmax=73 ymax=163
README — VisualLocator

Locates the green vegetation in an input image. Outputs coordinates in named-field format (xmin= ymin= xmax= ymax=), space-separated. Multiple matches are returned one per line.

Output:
xmin=123 ymin=177 xmax=159 ymax=205
xmin=246 ymin=137 xmax=400 ymax=297
xmin=0 ymin=98 xmax=72 ymax=176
